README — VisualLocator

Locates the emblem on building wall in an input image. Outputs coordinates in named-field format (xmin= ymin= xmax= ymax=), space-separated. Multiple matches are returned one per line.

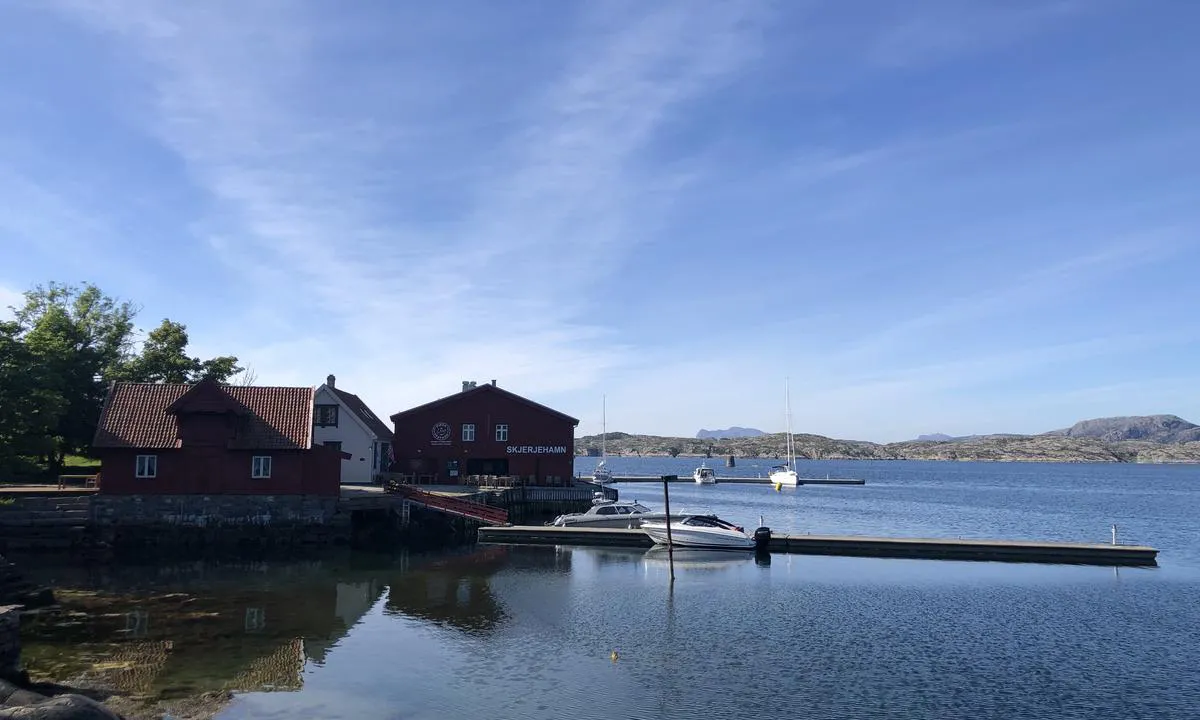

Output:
xmin=431 ymin=421 xmax=452 ymax=442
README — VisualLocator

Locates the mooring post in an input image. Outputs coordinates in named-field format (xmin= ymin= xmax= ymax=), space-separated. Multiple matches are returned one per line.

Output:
xmin=662 ymin=475 xmax=676 ymax=582
xmin=1112 ymin=524 xmax=1118 ymax=545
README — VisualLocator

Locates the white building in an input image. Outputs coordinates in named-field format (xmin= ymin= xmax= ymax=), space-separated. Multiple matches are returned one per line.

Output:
xmin=312 ymin=374 xmax=393 ymax=485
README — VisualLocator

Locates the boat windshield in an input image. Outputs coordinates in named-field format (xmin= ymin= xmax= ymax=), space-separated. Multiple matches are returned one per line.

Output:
xmin=682 ymin=515 xmax=735 ymax=529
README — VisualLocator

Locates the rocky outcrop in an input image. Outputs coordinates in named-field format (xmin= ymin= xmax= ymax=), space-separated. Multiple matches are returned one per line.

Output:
xmin=1045 ymin=415 xmax=1200 ymax=443
xmin=577 ymin=429 xmax=1200 ymax=463
xmin=696 ymin=427 xmax=764 ymax=440
xmin=0 ymin=681 xmax=125 ymax=719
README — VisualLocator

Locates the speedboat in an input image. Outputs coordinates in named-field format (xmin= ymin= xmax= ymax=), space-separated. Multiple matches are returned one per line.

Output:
xmin=551 ymin=498 xmax=675 ymax=528
xmin=641 ymin=515 xmax=757 ymax=549
xmin=693 ymin=464 xmax=717 ymax=484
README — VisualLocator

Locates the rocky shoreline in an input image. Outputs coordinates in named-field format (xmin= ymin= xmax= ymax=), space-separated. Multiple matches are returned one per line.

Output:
xmin=576 ymin=432 xmax=1200 ymax=464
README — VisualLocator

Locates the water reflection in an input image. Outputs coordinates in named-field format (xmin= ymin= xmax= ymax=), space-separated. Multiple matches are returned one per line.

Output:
xmin=17 ymin=548 xmax=530 ymax=704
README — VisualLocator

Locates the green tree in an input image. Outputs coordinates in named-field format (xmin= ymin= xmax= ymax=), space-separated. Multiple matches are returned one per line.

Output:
xmin=0 ymin=321 xmax=65 ymax=475
xmin=123 ymin=319 xmax=242 ymax=384
xmin=13 ymin=283 xmax=138 ymax=472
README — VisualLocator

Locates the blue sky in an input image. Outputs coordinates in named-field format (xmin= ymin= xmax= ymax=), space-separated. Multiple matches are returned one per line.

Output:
xmin=1 ymin=0 xmax=1198 ymax=442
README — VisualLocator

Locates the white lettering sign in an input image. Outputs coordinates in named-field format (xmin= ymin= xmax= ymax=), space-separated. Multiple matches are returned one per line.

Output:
xmin=506 ymin=445 xmax=568 ymax=455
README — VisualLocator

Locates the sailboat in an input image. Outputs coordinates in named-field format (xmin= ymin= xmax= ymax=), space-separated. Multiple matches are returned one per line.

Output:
xmin=768 ymin=378 xmax=800 ymax=487
xmin=592 ymin=395 xmax=614 ymax=485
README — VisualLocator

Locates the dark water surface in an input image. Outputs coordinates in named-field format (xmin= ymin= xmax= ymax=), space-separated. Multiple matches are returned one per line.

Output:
xmin=16 ymin=460 xmax=1200 ymax=719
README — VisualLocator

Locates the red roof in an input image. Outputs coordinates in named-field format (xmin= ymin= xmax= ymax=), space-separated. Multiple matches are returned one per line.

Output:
xmin=389 ymin=383 xmax=579 ymax=424
xmin=93 ymin=381 xmax=315 ymax=450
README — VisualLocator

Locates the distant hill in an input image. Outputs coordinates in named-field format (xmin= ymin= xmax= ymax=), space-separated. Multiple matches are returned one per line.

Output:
xmin=1044 ymin=415 xmax=1200 ymax=443
xmin=575 ymin=414 xmax=1200 ymax=464
xmin=917 ymin=433 xmax=955 ymax=442
xmin=697 ymin=427 xmax=765 ymax=440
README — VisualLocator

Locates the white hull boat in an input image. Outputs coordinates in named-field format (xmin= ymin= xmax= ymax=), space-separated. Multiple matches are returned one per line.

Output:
xmin=693 ymin=464 xmax=717 ymax=484
xmin=641 ymin=515 xmax=756 ymax=549
xmin=770 ymin=378 xmax=800 ymax=487
xmin=551 ymin=499 xmax=680 ymax=528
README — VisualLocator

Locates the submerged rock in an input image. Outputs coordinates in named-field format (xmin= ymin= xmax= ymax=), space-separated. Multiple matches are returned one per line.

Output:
xmin=0 ymin=680 xmax=124 ymax=720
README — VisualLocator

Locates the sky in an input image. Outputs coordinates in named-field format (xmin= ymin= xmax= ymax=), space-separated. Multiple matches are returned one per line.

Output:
xmin=1 ymin=0 xmax=1198 ymax=443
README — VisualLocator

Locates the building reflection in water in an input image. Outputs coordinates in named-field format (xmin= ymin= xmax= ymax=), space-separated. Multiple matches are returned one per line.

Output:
xmin=18 ymin=545 xmax=575 ymax=704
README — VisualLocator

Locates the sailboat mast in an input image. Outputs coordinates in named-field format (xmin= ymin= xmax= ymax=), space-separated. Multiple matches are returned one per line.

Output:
xmin=602 ymin=394 xmax=607 ymax=460
xmin=785 ymin=378 xmax=795 ymax=470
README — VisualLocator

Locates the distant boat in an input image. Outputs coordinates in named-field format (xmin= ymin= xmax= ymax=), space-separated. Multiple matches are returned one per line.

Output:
xmin=769 ymin=378 xmax=800 ymax=487
xmin=593 ymin=395 xmax=613 ymax=485
xmin=693 ymin=463 xmax=717 ymax=484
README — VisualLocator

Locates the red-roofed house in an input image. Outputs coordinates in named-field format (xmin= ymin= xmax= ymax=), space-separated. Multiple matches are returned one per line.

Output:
xmin=92 ymin=380 xmax=343 ymax=496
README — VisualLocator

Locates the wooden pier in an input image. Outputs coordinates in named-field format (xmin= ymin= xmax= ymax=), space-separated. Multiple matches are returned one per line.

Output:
xmin=583 ymin=475 xmax=865 ymax=485
xmin=476 ymin=526 xmax=1159 ymax=566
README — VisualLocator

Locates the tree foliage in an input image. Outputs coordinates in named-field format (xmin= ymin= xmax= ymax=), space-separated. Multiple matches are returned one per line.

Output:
xmin=123 ymin=319 xmax=242 ymax=384
xmin=0 ymin=282 xmax=243 ymax=477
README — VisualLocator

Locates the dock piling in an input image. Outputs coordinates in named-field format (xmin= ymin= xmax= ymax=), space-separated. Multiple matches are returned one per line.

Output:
xmin=662 ymin=475 xmax=676 ymax=582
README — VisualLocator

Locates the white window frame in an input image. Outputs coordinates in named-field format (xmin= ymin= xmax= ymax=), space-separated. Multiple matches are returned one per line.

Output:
xmin=252 ymin=455 xmax=272 ymax=479
xmin=462 ymin=423 xmax=476 ymax=442
xmin=495 ymin=424 xmax=508 ymax=442
xmin=135 ymin=454 xmax=157 ymax=478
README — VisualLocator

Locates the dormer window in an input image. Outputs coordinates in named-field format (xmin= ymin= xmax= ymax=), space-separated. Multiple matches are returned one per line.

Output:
xmin=314 ymin=404 xmax=339 ymax=427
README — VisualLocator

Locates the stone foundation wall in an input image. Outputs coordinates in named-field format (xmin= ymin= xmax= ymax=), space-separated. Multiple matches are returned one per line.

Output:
xmin=91 ymin=494 xmax=341 ymax=527
xmin=0 ymin=605 xmax=19 ymax=678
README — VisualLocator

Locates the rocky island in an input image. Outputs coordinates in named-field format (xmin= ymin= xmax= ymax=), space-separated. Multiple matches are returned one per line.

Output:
xmin=576 ymin=415 xmax=1200 ymax=464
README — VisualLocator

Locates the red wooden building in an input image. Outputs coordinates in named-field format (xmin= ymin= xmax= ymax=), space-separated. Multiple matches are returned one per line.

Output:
xmin=389 ymin=381 xmax=578 ymax=485
xmin=92 ymin=380 xmax=343 ymax=496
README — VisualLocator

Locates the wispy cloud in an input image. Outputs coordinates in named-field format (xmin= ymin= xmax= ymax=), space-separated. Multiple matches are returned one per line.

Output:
xmin=45 ymin=0 xmax=771 ymax=409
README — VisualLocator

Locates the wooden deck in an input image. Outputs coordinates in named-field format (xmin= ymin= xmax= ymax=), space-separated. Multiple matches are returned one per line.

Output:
xmin=476 ymin=525 xmax=1159 ymax=566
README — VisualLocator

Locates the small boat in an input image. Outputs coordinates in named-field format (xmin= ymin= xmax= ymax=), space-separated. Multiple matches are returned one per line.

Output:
xmin=592 ymin=396 xmax=614 ymax=485
xmin=769 ymin=378 xmax=800 ymax=487
xmin=693 ymin=463 xmax=717 ymax=484
xmin=641 ymin=514 xmax=757 ymax=549
xmin=551 ymin=496 xmax=677 ymax=528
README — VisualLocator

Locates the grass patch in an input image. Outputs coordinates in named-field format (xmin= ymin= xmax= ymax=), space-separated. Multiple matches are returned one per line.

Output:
xmin=0 ymin=497 xmax=14 ymax=506
xmin=63 ymin=454 xmax=99 ymax=468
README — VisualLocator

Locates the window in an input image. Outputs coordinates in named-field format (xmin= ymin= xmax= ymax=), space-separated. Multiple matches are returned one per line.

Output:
xmin=252 ymin=456 xmax=272 ymax=478
xmin=462 ymin=423 xmax=475 ymax=442
xmin=135 ymin=454 xmax=157 ymax=478
xmin=324 ymin=441 xmax=342 ymax=452
xmin=595 ymin=505 xmax=617 ymax=515
xmin=314 ymin=404 xmax=339 ymax=427
xmin=495 ymin=423 xmax=508 ymax=442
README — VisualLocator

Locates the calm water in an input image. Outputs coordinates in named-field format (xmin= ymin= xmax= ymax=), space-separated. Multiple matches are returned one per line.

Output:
xmin=16 ymin=460 xmax=1200 ymax=719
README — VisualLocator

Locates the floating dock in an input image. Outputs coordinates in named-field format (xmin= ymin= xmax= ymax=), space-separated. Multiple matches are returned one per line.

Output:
xmin=477 ymin=526 xmax=1158 ymax=566
xmin=586 ymin=475 xmax=865 ymax=485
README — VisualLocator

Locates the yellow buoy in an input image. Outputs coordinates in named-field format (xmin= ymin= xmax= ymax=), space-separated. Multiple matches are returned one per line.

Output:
xmin=774 ymin=482 xmax=782 ymax=492
xmin=611 ymin=650 xmax=619 ymax=662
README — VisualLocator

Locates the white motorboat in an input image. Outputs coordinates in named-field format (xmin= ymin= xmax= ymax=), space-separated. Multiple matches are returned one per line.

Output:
xmin=693 ymin=463 xmax=717 ymax=484
xmin=551 ymin=497 xmax=678 ymax=528
xmin=769 ymin=378 xmax=800 ymax=487
xmin=641 ymin=515 xmax=756 ymax=549
xmin=592 ymin=396 xmax=614 ymax=485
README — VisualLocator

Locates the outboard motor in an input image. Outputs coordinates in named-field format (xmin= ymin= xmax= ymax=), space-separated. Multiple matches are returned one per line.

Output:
xmin=753 ymin=525 xmax=771 ymax=550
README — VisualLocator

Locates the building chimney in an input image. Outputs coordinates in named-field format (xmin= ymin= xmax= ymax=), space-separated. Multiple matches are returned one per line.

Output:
xmin=327 ymin=374 xmax=336 ymax=388
xmin=491 ymin=379 xmax=497 ymax=386
xmin=462 ymin=380 xmax=477 ymax=392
